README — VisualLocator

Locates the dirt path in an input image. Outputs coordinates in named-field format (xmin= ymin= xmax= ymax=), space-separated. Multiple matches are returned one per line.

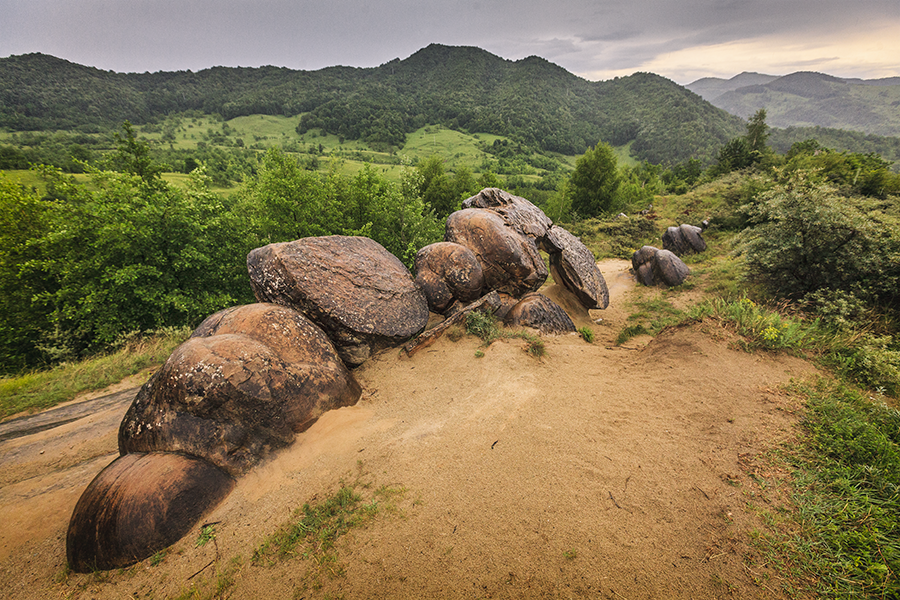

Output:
xmin=0 ymin=260 xmax=816 ymax=599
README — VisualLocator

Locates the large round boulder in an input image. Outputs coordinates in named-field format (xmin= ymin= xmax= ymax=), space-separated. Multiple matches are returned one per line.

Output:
xmin=548 ymin=225 xmax=609 ymax=310
xmin=414 ymin=242 xmax=484 ymax=314
xmin=66 ymin=452 xmax=234 ymax=572
xmin=445 ymin=208 xmax=547 ymax=297
xmin=247 ymin=236 xmax=429 ymax=366
xmin=503 ymin=293 xmax=576 ymax=335
xmin=119 ymin=304 xmax=362 ymax=476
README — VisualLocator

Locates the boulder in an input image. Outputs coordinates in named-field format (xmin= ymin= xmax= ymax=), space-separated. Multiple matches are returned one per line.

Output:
xmin=631 ymin=246 xmax=690 ymax=287
xmin=503 ymin=293 xmax=576 ymax=335
xmin=654 ymin=249 xmax=691 ymax=287
xmin=414 ymin=242 xmax=484 ymax=314
xmin=445 ymin=208 xmax=547 ymax=297
xmin=548 ymin=225 xmax=609 ymax=309
xmin=662 ymin=224 xmax=707 ymax=256
xmin=247 ymin=236 xmax=429 ymax=366
xmin=119 ymin=304 xmax=361 ymax=477
xmin=462 ymin=188 xmax=564 ymax=253
xmin=66 ymin=452 xmax=234 ymax=572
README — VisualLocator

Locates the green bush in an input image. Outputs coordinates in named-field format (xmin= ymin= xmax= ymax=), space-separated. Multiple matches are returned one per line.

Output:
xmin=738 ymin=173 xmax=900 ymax=303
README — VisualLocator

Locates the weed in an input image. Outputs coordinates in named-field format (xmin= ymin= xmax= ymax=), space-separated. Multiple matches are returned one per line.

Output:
xmin=465 ymin=311 xmax=502 ymax=344
xmin=577 ymin=326 xmax=595 ymax=343
xmin=196 ymin=524 xmax=216 ymax=548
xmin=563 ymin=549 xmax=577 ymax=560
xmin=149 ymin=550 xmax=166 ymax=566
xmin=522 ymin=334 xmax=546 ymax=358
xmin=615 ymin=323 xmax=650 ymax=345
xmin=474 ymin=350 xmax=485 ymax=358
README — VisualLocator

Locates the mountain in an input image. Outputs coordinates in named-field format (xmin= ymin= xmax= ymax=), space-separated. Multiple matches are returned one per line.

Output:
xmin=0 ymin=45 xmax=745 ymax=164
xmin=686 ymin=71 xmax=900 ymax=137
xmin=685 ymin=72 xmax=778 ymax=102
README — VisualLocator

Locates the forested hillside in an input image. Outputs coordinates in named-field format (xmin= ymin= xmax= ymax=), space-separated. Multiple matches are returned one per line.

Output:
xmin=687 ymin=71 xmax=900 ymax=137
xmin=0 ymin=44 xmax=745 ymax=164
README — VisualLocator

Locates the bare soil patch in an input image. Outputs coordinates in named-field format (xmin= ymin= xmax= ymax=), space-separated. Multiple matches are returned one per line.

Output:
xmin=0 ymin=260 xmax=816 ymax=599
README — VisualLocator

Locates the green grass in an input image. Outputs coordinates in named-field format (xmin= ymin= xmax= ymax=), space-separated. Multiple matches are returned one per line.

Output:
xmin=749 ymin=379 xmax=900 ymax=598
xmin=464 ymin=311 xmax=547 ymax=358
xmin=0 ymin=326 xmax=190 ymax=420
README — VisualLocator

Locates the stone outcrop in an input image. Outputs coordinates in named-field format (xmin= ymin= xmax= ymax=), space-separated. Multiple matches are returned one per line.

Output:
xmin=632 ymin=246 xmax=690 ymax=287
xmin=503 ymin=293 xmax=577 ymax=335
xmin=247 ymin=236 xmax=429 ymax=366
xmin=415 ymin=242 xmax=484 ymax=314
xmin=662 ymin=224 xmax=707 ymax=256
xmin=445 ymin=208 xmax=547 ymax=297
xmin=462 ymin=187 xmax=563 ymax=253
xmin=452 ymin=188 xmax=608 ymax=312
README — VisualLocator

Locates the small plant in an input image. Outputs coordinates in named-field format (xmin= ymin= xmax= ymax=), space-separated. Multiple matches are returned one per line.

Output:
xmin=149 ymin=550 xmax=166 ymax=566
xmin=522 ymin=333 xmax=545 ymax=358
xmin=563 ymin=549 xmax=577 ymax=560
xmin=196 ymin=524 xmax=216 ymax=547
xmin=465 ymin=310 xmax=502 ymax=344
xmin=474 ymin=350 xmax=485 ymax=358
xmin=615 ymin=323 xmax=649 ymax=345
xmin=577 ymin=326 xmax=595 ymax=343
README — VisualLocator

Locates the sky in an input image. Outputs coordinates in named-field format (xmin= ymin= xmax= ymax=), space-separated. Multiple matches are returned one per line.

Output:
xmin=1 ymin=0 xmax=898 ymax=84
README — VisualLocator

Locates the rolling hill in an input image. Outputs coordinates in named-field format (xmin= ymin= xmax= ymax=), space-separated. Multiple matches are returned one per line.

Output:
xmin=686 ymin=71 xmax=900 ymax=137
xmin=0 ymin=45 xmax=744 ymax=164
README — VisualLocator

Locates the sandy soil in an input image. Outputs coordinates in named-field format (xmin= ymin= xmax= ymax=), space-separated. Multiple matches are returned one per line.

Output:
xmin=0 ymin=260 xmax=817 ymax=599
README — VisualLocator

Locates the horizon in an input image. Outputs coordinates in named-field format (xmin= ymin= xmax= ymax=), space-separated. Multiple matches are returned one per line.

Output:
xmin=1 ymin=0 xmax=897 ymax=85
xmin=3 ymin=46 xmax=896 ymax=87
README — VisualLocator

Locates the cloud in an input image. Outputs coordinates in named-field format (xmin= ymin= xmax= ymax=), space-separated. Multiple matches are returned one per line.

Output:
xmin=1 ymin=0 xmax=897 ymax=82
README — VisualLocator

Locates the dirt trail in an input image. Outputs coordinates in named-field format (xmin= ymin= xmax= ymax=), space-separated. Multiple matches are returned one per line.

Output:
xmin=0 ymin=260 xmax=816 ymax=599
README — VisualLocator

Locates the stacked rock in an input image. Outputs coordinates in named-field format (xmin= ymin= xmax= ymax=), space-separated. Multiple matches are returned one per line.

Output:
xmin=67 ymin=188 xmax=607 ymax=571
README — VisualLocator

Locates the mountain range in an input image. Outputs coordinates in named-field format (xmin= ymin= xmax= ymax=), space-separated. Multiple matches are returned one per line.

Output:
xmin=686 ymin=71 xmax=900 ymax=137
xmin=2 ymin=44 xmax=899 ymax=165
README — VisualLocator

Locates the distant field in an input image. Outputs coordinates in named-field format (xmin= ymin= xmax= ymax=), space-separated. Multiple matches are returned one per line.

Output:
xmin=3 ymin=113 xmax=593 ymax=186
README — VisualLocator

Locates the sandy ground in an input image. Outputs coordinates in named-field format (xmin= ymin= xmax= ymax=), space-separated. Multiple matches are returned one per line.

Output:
xmin=0 ymin=260 xmax=817 ymax=599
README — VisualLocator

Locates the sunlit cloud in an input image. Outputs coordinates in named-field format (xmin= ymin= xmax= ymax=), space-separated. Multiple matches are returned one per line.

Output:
xmin=577 ymin=20 xmax=900 ymax=83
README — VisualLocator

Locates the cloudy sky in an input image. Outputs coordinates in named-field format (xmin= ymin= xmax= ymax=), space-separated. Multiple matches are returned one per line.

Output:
xmin=1 ymin=0 xmax=898 ymax=84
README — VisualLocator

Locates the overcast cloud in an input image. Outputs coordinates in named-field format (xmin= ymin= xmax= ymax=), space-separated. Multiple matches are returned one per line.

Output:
xmin=1 ymin=0 xmax=897 ymax=83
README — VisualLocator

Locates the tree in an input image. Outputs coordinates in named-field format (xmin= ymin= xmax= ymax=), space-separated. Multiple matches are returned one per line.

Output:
xmin=101 ymin=121 xmax=164 ymax=184
xmin=746 ymin=109 xmax=770 ymax=157
xmin=568 ymin=141 xmax=621 ymax=217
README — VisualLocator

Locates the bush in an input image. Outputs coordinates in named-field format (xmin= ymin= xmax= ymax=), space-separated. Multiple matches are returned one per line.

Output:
xmin=738 ymin=173 xmax=900 ymax=303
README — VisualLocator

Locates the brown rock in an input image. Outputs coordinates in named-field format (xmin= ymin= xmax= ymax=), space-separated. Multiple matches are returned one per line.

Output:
xmin=462 ymin=188 xmax=563 ymax=253
xmin=445 ymin=208 xmax=547 ymax=296
xmin=66 ymin=452 xmax=234 ymax=572
xmin=119 ymin=329 xmax=361 ymax=477
xmin=548 ymin=225 xmax=609 ymax=309
xmin=504 ymin=293 xmax=576 ymax=335
xmin=414 ymin=242 xmax=484 ymax=314
xmin=247 ymin=236 xmax=429 ymax=366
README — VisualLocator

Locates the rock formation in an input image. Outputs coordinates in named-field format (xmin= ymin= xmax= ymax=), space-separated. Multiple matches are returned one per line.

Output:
xmin=445 ymin=208 xmax=547 ymax=297
xmin=414 ymin=242 xmax=484 ymax=314
xmin=662 ymin=224 xmax=707 ymax=256
xmin=503 ymin=293 xmax=577 ymax=335
xmin=68 ymin=303 xmax=362 ymax=572
xmin=247 ymin=236 xmax=429 ymax=366
xmin=632 ymin=245 xmax=690 ymax=287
